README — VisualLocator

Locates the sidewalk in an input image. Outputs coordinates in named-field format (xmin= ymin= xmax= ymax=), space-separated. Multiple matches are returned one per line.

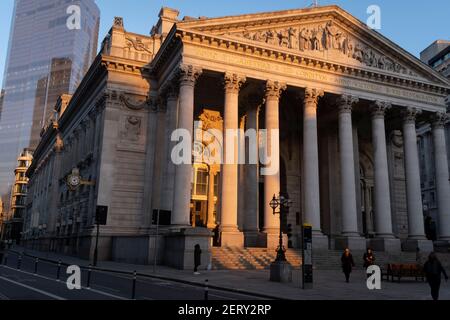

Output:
xmin=9 ymin=247 xmax=450 ymax=300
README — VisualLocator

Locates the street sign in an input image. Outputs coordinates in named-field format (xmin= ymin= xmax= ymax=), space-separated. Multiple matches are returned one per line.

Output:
xmin=96 ymin=206 xmax=108 ymax=225
xmin=302 ymin=224 xmax=313 ymax=289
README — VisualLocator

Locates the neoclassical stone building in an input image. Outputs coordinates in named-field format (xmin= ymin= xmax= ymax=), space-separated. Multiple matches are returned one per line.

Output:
xmin=23 ymin=6 xmax=450 ymax=268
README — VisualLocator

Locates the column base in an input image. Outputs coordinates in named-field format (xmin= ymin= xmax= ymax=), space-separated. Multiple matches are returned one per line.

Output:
xmin=370 ymin=237 xmax=401 ymax=252
xmin=434 ymin=240 xmax=450 ymax=253
xmin=243 ymin=231 xmax=260 ymax=248
xmin=402 ymin=239 xmax=434 ymax=252
xmin=334 ymin=235 xmax=367 ymax=251
xmin=221 ymin=230 xmax=244 ymax=247
xmin=311 ymin=232 xmax=329 ymax=250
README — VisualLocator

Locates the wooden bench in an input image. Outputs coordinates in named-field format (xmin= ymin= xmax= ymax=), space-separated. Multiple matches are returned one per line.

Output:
xmin=382 ymin=263 xmax=425 ymax=282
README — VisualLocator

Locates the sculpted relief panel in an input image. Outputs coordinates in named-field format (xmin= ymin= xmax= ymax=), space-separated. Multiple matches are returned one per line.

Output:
xmin=228 ymin=21 xmax=416 ymax=76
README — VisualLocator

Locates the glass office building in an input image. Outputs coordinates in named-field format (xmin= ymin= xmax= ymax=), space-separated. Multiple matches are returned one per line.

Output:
xmin=0 ymin=0 xmax=100 ymax=199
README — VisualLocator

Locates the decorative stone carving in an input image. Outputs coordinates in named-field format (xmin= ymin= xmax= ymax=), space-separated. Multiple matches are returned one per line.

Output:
xmin=391 ymin=130 xmax=404 ymax=148
xmin=304 ymin=87 xmax=324 ymax=106
xmin=230 ymin=21 xmax=415 ymax=76
xmin=125 ymin=37 xmax=152 ymax=54
xmin=178 ymin=64 xmax=203 ymax=86
xmin=370 ymin=101 xmax=392 ymax=119
xmin=114 ymin=17 xmax=124 ymax=28
xmin=337 ymin=95 xmax=359 ymax=113
xmin=121 ymin=116 xmax=142 ymax=141
xmin=199 ymin=109 xmax=223 ymax=131
xmin=402 ymin=107 xmax=422 ymax=124
xmin=432 ymin=112 xmax=449 ymax=129
xmin=119 ymin=93 xmax=151 ymax=111
xmin=224 ymin=73 xmax=246 ymax=93
xmin=265 ymin=80 xmax=287 ymax=100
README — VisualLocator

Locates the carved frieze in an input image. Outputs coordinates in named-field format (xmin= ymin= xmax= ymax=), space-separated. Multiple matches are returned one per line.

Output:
xmin=228 ymin=21 xmax=416 ymax=76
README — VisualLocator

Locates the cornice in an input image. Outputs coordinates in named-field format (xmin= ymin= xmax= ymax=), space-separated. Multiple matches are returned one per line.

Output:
xmin=175 ymin=28 xmax=449 ymax=96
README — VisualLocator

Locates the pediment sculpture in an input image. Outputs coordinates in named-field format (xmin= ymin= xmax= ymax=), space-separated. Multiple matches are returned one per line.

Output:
xmin=229 ymin=21 xmax=416 ymax=76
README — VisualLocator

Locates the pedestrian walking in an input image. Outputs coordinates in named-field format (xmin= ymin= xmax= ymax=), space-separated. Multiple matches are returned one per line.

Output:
xmin=423 ymin=252 xmax=448 ymax=300
xmin=194 ymin=244 xmax=202 ymax=275
xmin=363 ymin=248 xmax=375 ymax=269
xmin=341 ymin=248 xmax=355 ymax=283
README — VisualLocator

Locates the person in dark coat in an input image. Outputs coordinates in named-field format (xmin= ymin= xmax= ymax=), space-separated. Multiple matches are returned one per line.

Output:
xmin=194 ymin=244 xmax=202 ymax=275
xmin=423 ymin=252 xmax=448 ymax=300
xmin=341 ymin=248 xmax=355 ymax=283
xmin=363 ymin=248 xmax=375 ymax=269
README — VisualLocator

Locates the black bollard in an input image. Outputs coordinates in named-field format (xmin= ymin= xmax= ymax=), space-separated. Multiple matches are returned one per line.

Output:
xmin=34 ymin=258 xmax=39 ymax=274
xmin=87 ymin=265 xmax=92 ymax=289
xmin=17 ymin=255 xmax=22 ymax=270
xmin=204 ymin=279 xmax=209 ymax=301
xmin=56 ymin=260 xmax=62 ymax=281
xmin=131 ymin=271 xmax=137 ymax=300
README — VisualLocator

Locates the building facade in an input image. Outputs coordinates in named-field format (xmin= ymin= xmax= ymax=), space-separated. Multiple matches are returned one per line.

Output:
xmin=24 ymin=6 xmax=450 ymax=268
xmin=0 ymin=0 xmax=100 ymax=202
xmin=418 ymin=40 xmax=450 ymax=241
xmin=1 ymin=149 xmax=33 ymax=244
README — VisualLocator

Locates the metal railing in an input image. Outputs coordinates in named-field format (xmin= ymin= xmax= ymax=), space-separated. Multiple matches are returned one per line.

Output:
xmin=1 ymin=249 xmax=215 ymax=300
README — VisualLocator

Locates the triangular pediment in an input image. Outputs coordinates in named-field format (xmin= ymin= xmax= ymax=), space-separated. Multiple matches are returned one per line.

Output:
xmin=177 ymin=6 xmax=449 ymax=86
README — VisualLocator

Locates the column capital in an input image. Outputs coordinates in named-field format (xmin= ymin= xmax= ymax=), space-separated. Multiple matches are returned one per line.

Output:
xmin=337 ymin=95 xmax=359 ymax=114
xmin=431 ymin=112 xmax=449 ymax=129
xmin=177 ymin=64 xmax=202 ymax=87
xmin=265 ymin=80 xmax=286 ymax=101
xmin=304 ymin=87 xmax=324 ymax=107
xmin=224 ymin=72 xmax=246 ymax=94
xmin=402 ymin=107 xmax=422 ymax=125
xmin=370 ymin=100 xmax=392 ymax=119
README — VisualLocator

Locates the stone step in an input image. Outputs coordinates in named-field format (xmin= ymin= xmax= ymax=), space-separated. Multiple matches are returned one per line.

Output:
xmin=211 ymin=247 xmax=449 ymax=270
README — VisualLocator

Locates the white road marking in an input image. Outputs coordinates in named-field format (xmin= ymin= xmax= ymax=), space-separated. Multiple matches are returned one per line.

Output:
xmin=0 ymin=265 xmax=127 ymax=300
xmin=0 ymin=275 xmax=66 ymax=300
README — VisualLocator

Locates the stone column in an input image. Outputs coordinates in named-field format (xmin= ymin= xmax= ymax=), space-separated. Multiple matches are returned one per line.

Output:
xmin=161 ymin=83 xmax=179 ymax=211
xmin=402 ymin=107 xmax=433 ymax=251
xmin=206 ymin=169 xmax=217 ymax=229
xmin=220 ymin=73 xmax=246 ymax=247
xmin=303 ymin=88 xmax=328 ymax=249
xmin=369 ymin=101 xmax=400 ymax=252
xmin=336 ymin=95 xmax=366 ymax=250
xmin=432 ymin=112 xmax=450 ymax=242
xmin=263 ymin=81 xmax=286 ymax=248
xmin=244 ymin=103 xmax=260 ymax=247
xmin=171 ymin=65 xmax=202 ymax=227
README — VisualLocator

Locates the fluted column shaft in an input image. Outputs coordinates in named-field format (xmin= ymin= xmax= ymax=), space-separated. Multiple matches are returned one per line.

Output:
xmin=220 ymin=73 xmax=246 ymax=243
xmin=338 ymin=96 xmax=360 ymax=236
xmin=371 ymin=101 xmax=394 ymax=237
xmin=432 ymin=113 xmax=450 ymax=240
xmin=171 ymin=65 xmax=202 ymax=226
xmin=402 ymin=108 xmax=426 ymax=240
xmin=303 ymin=88 xmax=324 ymax=234
xmin=263 ymin=81 xmax=286 ymax=236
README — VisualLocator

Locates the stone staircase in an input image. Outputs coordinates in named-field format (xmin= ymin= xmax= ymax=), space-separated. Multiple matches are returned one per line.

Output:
xmin=210 ymin=247 xmax=447 ymax=270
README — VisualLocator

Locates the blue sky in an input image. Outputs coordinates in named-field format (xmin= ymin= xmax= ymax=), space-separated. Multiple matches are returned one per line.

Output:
xmin=0 ymin=0 xmax=449 ymax=89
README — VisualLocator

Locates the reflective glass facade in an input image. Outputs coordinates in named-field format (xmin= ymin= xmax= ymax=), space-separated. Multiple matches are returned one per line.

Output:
xmin=0 ymin=0 xmax=100 ymax=198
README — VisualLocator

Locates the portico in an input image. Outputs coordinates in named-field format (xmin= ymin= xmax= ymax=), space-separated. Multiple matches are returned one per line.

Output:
xmin=23 ymin=6 xmax=450 ymax=268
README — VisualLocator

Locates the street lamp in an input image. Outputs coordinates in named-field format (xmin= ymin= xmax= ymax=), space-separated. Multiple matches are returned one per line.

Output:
xmin=269 ymin=194 xmax=292 ymax=262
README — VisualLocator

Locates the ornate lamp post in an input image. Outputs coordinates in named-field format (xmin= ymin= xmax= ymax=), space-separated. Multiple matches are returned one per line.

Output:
xmin=269 ymin=194 xmax=292 ymax=262
xmin=269 ymin=193 xmax=293 ymax=283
